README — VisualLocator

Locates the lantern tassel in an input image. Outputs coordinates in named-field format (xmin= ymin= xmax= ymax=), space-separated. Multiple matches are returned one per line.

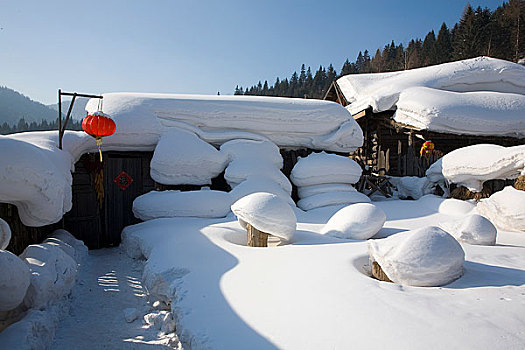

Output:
xmin=96 ymin=137 xmax=103 ymax=162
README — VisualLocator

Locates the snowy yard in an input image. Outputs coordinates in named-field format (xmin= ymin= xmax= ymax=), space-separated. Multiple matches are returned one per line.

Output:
xmin=121 ymin=196 xmax=525 ymax=349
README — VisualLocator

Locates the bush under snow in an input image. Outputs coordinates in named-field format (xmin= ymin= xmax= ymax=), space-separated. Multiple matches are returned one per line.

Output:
xmin=0 ymin=250 xmax=30 ymax=311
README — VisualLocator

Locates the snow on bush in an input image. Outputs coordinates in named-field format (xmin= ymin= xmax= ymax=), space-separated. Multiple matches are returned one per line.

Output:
xmin=395 ymin=87 xmax=525 ymax=138
xmin=224 ymin=159 xmax=292 ymax=194
xmin=297 ymin=191 xmax=371 ymax=211
xmin=369 ymin=226 xmax=465 ymax=287
xmin=0 ymin=136 xmax=72 ymax=227
xmin=426 ymin=144 xmax=525 ymax=192
xmin=321 ymin=203 xmax=386 ymax=240
xmin=0 ymin=218 xmax=11 ymax=250
xmin=439 ymin=214 xmax=497 ymax=245
xmin=231 ymin=192 xmax=296 ymax=241
xmin=220 ymin=139 xmax=283 ymax=168
xmin=477 ymin=186 xmax=525 ymax=232
xmin=0 ymin=250 xmax=30 ymax=311
xmin=230 ymin=177 xmax=295 ymax=206
xmin=20 ymin=243 xmax=78 ymax=310
xmin=86 ymin=93 xmax=364 ymax=152
xmin=150 ymin=127 xmax=228 ymax=185
xmin=133 ymin=190 xmax=234 ymax=221
xmin=297 ymin=183 xmax=357 ymax=199
xmin=290 ymin=152 xmax=362 ymax=187
xmin=338 ymin=56 xmax=525 ymax=115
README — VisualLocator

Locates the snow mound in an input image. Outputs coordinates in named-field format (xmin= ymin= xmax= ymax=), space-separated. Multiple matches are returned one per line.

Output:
xmin=297 ymin=191 xmax=371 ymax=211
xmin=389 ymin=176 xmax=434 ymax=200
xmin=0 ymin=250 xmax=30 ymax=311
xmin=231 ymin=192 xmax=296 ymax=240
xmin=86 ymin=93 xmax=363 ymax=152
xmin=291 ymin=152 xmax=362 ymax=187
xmin=368 ymin=226 xmax=465 ymax=287
xmin=394 ymin=87 xmax=525 ymax=138
xmin=151 ymin=127 xmax=228 ymax=185
xmin=0 ymin=218 xmax=11 ymax=250
xmin=477 ymin=186 xmax=525 ymax=232
xmin=133 ymin=190 xmax=233 ymax=220
xmin=20 ymin=243 xmax=78 ymax=309
xmin=0 ymin=136 xmax=72 ymax=227
xmin=48 ymin=229 xmax=88 ymax=263
xmin=426 ymin=144 xmax=525 ymax=191
xmin=438 ymin=198 xmax=476 ymax=216
xmin=225 ymin=159 xmax=292 ymax=194
xmin=297 ymin=183 xmax=357 ymax=199
xmin=439 ymin=214 xmax=497 ymax=245
xmin=220 ymin=139 xmax=283 ymax=168
xmin=230 ymin=177 xmax=295 ymax=207
xmin=338 ymin=56 xmax=525 ymax=114
xmin=322 ymin=203 xmax=386 ymax=240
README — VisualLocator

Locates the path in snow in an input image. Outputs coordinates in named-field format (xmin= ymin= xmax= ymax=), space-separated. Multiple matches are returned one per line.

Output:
xmin=51 ymin=248 xmax=176 ymax=349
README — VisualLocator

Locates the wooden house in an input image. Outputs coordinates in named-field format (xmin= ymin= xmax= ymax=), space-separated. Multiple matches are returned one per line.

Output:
xmin=324 ymin=80 xmax=524 ymax=177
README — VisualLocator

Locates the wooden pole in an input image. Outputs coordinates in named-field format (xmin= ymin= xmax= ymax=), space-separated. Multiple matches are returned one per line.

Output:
xmin=58 ymin=89 xmax=62 ymax=149
xmin=246 ymin=224 xmax=269 ymax=247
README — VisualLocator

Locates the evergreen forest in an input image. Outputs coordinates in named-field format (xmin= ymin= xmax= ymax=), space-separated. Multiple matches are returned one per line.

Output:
xmin=234 ymin=1 xmax=525 ymax=99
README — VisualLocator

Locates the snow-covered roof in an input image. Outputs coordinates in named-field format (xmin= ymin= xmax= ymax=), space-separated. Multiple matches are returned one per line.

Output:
xmin=337 ymin=57 xmax=525 ymax=138
xmin=86 ymin=93 xmax=364 ymax=153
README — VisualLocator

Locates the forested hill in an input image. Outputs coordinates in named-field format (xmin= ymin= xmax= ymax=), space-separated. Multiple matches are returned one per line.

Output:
xmin=0 ymin=86 xmax=58 ymax=126
xmin=235 ymin=1 xmax=525 ymax=99
xmin=0 ymin=86 xmax=83 ymax=135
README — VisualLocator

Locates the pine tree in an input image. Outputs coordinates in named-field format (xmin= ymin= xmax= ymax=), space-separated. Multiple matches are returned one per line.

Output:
xmin=435 ymin=23 xmax=453 ymax=63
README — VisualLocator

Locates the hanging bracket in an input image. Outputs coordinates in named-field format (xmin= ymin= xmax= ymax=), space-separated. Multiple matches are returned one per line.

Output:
xmin=58 ymin=89 xmax=103 ymax=149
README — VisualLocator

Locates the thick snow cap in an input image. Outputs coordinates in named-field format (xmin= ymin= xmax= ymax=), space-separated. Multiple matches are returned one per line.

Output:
xmin=220 ymin=139 xmax=283 ymax=169
xmin=369 ymin=226 xmax=465 ymax=287
xmin=297 ymin=191 xmax=371 ymax=211
xmin=151 ymin=127 xmax=228 ymax=185
xmin=291 ymin=152 xmax=363 ymax=187
xmin=225 ymin=159 xmax=292 ymax=193
xmin=231 ymin=192 xmax=297 ymax=240
xmin=0 ymin=250 xmax=30 ymax=311
xmin=477 ymin=186 xmax=525 ymax=232
xmin=439 ymin=214 xmax=497 ymax=245
xmin=86 ymin=93 xmax=363 ymax=152
xmin=322 ymin=203 xmax=386 ymax=240
xmin=426 ymin=144 xmax=525 ymax=191
xmin=337 ymin=57 xmax=525 ymax=138
xmin=133 ymin=190 xmax=234 ymax=220
xmin=297 ymin=183 xmax=357 ymax=199
xmin=230 ymin=177 xmax=295 ymax=207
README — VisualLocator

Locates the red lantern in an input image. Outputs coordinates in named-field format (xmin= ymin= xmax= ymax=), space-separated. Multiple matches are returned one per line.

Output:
xmin=82 ymin=111 xmax=116 ymax=161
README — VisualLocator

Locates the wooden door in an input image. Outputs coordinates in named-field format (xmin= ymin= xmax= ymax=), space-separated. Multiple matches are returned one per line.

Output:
xmin=63 ymin=154 xmax=103 ymax=249
xmin=103 ymin=152 xmax=154 ymax=247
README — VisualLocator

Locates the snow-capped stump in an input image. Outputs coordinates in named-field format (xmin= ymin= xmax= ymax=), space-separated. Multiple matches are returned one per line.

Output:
xmin=368 ymin=226 xmax=465 ymax=287
xmin=231 ymin=192 xmax=296 ymax=247
xmin=477 ymin=186 xmax=525 ymax=232
xmin=439 ymin=214 xmax=497 ymax=245
xmin=0 ymin=250 xmax=30 ymax=311
xmin=322 ymin=203 xmax=386 ymax=240
xmin=230 ymin=176 xmax=295 ymax=207
xmin=0 ymin=218 xmax=11 ymax=250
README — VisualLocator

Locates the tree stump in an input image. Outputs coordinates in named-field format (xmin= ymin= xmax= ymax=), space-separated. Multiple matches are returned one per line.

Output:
xmin=514 ymin=175 xmax=525 ymax=191
xmin=372 ymin=261 xmax=392 ymax=283
xmin=246 ymin=224 xmax=269 ymax=247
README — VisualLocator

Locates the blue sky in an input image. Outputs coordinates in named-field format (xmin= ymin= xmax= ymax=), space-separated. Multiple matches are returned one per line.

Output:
xmin=0 ymin=0 xmax=505 ymax=104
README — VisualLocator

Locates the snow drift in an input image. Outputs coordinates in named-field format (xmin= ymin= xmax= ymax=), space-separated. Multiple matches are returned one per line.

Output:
xmin=477 ymin=186 xmax=525 ymax=232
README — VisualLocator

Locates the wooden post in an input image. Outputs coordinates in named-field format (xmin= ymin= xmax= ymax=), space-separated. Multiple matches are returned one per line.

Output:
xmin=246 ymin=224 xmax=269 ymax=247
xmin=372 ymin=261 xmax=392 ymax=282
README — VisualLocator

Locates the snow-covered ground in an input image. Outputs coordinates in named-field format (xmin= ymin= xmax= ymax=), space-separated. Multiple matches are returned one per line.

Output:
xmin=121 ymin=196 xmax=525 ymax=349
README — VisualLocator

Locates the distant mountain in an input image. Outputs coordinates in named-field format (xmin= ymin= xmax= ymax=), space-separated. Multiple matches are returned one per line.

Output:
xmin=0 ymin=86 xmax=58 ymax=126
xmin=48 ymin=97 xmax=90 ymax=121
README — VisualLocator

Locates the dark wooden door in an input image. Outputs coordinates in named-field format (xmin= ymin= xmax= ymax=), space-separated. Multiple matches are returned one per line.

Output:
xmin=63 ymin=154 xmax=103 ymax=249
xmin=103 ymin=152 xmax=154 ymax=247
